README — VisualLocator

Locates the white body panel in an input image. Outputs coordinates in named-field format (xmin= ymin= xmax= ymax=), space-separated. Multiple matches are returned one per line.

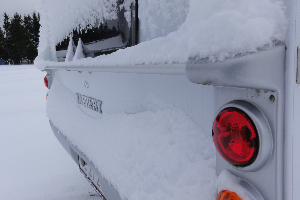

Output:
xmin=56 ymin=70 xmax=214 ymax=135
xmin=285 ymin=0 xmax=299 ymax=200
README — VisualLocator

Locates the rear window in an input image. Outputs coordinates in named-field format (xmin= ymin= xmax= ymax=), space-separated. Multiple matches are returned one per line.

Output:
xmin=56 ymin=0 xmax=137 ymax=60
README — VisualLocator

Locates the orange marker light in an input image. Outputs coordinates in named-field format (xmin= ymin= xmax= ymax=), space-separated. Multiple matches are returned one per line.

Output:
xmin=216 ymin=190 xmax=242 ymax=200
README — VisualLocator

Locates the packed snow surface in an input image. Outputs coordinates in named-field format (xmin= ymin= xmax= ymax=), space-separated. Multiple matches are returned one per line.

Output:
xmin=36 ymin=0 xmax=288 ymax=69
xmin=47 ymin=75 xmax=217 ymax=200
xmin=0 ymin=65 xmax=99 ymax=200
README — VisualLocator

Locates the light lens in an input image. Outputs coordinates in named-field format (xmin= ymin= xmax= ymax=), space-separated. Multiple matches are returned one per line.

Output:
xmin=212 ymin=107 xmax=259 ymax=166
xmin=44 ymin=76 xmax=48 ymax=88
xmin=216 ymin=190 xmax=242 ymax=200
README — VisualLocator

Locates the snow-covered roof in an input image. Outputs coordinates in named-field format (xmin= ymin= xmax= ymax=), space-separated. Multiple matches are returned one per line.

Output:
xmin=35 ymin=0 xmax=288 ymax=70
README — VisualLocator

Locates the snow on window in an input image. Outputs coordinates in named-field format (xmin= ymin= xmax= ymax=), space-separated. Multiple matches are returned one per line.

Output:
xmin=39 ymin=0 xmax=120 ymax=45
xmin=36 ymin=0 xmax=125 ymax=63
xmin=35 ymin=0 xmax=288 ymax=69
xmin=138 ymin=0 xmax=190 ymax=39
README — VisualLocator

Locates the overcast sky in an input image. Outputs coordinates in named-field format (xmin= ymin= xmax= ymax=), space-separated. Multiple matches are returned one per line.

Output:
xmin=0 ymin=0 xmax=41 ymax=26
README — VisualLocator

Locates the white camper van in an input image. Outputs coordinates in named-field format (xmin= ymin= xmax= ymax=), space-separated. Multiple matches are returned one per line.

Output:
xmin=36 ymin=0 xmax=299 ymax=199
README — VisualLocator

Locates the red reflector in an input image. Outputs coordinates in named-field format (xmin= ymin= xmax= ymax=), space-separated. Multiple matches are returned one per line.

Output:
xmin=212 ymin=107 xmax=259 ymax=166
xmin=216 ymin=190 xmax=242 ymax=200
xmin=44 ymin=76 xmax=48 ymax=88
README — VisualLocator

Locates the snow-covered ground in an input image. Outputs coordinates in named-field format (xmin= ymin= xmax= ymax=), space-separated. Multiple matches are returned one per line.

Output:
xmin=0 ymin=65 xmax=100 ymax=200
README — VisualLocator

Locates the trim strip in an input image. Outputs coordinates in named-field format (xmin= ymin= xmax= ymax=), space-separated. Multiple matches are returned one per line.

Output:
xmin=45 ymin=64 xmax=187 ymax=75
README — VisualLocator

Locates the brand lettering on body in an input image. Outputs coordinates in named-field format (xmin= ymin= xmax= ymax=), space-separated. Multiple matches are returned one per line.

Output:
xmin=77 ymin=93 xmax=102 ymax=114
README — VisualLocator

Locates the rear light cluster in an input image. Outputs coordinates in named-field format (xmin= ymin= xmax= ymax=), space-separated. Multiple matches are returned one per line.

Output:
xmin=213 ymin=101 xmax=272 ymax=200
xmin=212 ymin=107 xmax=259 ymax=166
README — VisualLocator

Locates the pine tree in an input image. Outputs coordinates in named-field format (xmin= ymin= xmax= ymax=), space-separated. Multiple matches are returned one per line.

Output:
xmin=25 ymin=12 xmax=40 ymax=63
xmin=23 ymin=13 xmax=36 ymax=63
xmin=9 ymin=13 xmax=28 ymax=64
xmin=3 ymin=12 xmax=11 ymax=63
xmin=3 ymin=12 xmax=10 ymax=37
xmin=0 ymin=27 xmax=5 ymax=60
xmin=32 ymin=12 xmax=40 ymax=46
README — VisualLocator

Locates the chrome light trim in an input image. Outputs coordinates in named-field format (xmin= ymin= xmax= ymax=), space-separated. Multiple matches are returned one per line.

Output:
xmin=214 ymin=100 xmax=273 ymax=172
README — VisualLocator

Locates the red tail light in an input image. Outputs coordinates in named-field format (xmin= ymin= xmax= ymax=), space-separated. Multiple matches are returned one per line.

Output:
xmin=44 ymin=76 xmax=48 ymax=88
xmin=212 ymin=107 xmax=259 ymax=167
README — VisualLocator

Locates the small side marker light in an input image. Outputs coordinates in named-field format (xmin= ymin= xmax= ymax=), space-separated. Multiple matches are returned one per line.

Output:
xmin=217 ymin=190 xmax=242 ymax=200
xmin=44 ymin=76 xmax=48 ymax=88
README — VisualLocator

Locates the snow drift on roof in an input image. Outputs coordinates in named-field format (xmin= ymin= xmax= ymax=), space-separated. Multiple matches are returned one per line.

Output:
xmin=35 ymin=0 xmax=288 ymax=69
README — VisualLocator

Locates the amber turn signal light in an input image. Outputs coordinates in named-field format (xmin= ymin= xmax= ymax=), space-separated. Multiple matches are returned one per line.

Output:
xmin=217 ymin=190 xmax=242 ymax=200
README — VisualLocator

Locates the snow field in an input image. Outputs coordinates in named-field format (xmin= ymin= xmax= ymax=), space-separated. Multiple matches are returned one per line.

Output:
xmin=0 ymin=65 xmax=100 ymax=200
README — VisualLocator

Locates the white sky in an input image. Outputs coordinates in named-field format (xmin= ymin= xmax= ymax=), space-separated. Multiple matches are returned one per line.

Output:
xmin=0 ymin=0 xmax=41 ymax=26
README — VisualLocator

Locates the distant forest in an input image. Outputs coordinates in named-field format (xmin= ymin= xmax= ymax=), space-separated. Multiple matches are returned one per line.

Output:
xmin=0 ymin=12 xmax=40 ymax=64
xmin=0 ymin=12 xmax=124 ymax=64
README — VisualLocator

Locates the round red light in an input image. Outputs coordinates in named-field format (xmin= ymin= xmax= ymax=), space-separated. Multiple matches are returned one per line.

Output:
xmin=44 ymin=76 xmax=48 ymax=88
xmin=212 ymin=107 xmax=259 ymax=166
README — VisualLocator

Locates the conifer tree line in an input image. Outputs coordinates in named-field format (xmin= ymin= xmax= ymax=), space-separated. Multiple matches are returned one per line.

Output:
xmin=0 ymin=12 xmax=40 ymax=64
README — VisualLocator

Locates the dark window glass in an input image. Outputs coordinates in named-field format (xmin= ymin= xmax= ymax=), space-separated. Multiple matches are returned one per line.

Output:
xmin=56 ymin=0 xmax=137 ymax=60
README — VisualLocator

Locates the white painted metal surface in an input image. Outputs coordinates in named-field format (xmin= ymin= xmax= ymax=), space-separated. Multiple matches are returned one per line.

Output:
xmin=285 ymin=0 xmax=298 ymax=200
xmin=55 ymin=70 xmax=214 ymax=133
